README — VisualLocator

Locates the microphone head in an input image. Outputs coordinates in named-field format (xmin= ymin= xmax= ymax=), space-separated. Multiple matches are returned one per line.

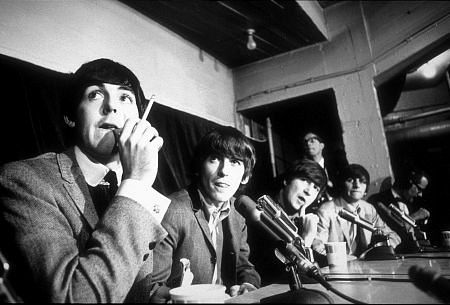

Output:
xmin=235 ymin=195 xmax=261 ymax=223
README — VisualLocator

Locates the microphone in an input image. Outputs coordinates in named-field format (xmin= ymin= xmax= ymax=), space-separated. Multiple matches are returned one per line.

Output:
xmin=338 ymin=208 xmax=375 ymax=232
xmin=235 ymin=195 xmax=330 ymax=288
xmin=409 ymin=265 xmax=450 ymax=303
xmin=235 ymin=195 xmax=293 ymax=244
xmin=388 ymin=204 xmax=417 ymax=228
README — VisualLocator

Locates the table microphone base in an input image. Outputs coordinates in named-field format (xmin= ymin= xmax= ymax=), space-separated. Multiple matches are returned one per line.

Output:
xmin=361 ymin=245 xmax=397 ymax=260
xmin=260 ymin=288 xmax=334 ymax=304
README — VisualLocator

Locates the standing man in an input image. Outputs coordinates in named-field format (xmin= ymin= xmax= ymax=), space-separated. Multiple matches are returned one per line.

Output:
xmin=150 ymin=126 xmax=260 ymax=302
xmin=0 ymin=59 xmax=170 ymax=302
xmin=302 ymin=131 xmax=346 ymax=203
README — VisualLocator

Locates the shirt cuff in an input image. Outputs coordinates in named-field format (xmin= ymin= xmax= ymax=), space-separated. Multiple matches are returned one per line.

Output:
xmin=117 ymin=179 xmax=171 ymax=223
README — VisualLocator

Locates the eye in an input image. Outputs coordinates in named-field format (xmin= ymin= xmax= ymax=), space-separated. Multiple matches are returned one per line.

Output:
xmin=230 ymin=158 xmax=243 ymax=166
xmin=119 ymin=92 xmax=135 ymax=104
xmin=345 ymin=178 xmax=354 ymax=184
xmin=87 ymin=89 xmax=104 ymax=101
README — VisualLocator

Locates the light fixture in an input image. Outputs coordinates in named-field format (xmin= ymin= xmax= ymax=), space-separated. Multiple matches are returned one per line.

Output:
xmin=246 ymin=29 xmax=257 ymax=50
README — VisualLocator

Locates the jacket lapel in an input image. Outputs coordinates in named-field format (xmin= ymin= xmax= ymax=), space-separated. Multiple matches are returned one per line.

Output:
xmin=335 ymin=199 xmax=352 ymax=248
xmin=57 ymin=149 xmax=99 ymax=230
xmin=187 ymin=185 xmax=215 ymax=252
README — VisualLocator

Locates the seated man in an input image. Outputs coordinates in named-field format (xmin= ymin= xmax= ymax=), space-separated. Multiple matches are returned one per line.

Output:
xmin=314 ymin=164 xmax=401 ymax=258
xmin=0 ymin=59 xmax=169 ymax=302
xmin=248 ymin=159 xmax=328 ymax=284
xmin=150 ymin=126 xmax=260 ymax=302
xmin=368 ymin=168 xmax=431 ymax=251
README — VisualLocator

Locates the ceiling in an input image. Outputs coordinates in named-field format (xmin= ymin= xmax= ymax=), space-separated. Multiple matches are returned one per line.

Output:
xmin=120 ymin=0 xmax=341 ymax=68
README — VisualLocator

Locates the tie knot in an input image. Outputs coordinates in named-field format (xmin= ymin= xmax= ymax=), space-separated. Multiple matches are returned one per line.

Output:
xmin=104 ymin=171 xmax=118 ymax=188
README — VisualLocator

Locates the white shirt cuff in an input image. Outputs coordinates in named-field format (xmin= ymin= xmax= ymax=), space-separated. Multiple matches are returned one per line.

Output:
xmin=117 ymin=179 xmax=171 ymax=223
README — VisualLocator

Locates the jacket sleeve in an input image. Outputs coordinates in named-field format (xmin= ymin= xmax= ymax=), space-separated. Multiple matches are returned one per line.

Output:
xmin=235 ymin=217 xmax=261 ymax=288
xmin=0 ymin=161 xmax=167 ymax=303
xmin=314 ymin=204 xmax=332 ymax=255
xmin=369 ymin=204 xmax=402 ymax=249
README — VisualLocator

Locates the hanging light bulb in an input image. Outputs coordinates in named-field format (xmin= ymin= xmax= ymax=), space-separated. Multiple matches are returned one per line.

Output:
xmin=246 ymin=29 xmax=257 ymax=50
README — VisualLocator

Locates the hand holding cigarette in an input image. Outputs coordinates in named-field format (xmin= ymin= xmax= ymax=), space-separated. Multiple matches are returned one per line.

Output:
xmin=115 ymin=94 xmax=163 ymax=184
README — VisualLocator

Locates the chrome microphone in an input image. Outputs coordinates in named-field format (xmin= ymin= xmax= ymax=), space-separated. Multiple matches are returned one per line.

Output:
xmin=257 ymin=195 xmax=302 ymax=244
xmin=388 ymin=204 xmax=417 ymax=228
xmin=338 ymin=208 xmax=375 ymax=232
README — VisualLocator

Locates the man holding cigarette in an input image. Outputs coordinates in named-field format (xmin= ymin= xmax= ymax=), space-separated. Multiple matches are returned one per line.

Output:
xmin=0 ymin=59 xmax=170 ymax=302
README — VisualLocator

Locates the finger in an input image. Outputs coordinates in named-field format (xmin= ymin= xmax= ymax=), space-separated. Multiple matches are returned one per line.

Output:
xmin=119 ymin=118 xmax=139 ymax=143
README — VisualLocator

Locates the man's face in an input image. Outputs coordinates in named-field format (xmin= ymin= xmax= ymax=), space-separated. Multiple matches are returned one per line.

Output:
xmin=343 ymin=177 xmax=367 ymax=203
xmin=406 ymin=176 xmax=429 ymax=202
xmin=303 ymin=133 xmax=324 ymax=158
xmin=76 ymin=83 xmax=139 ymax=163
xmin=198 ymin=155 xmax=248 ymax=206
xmin=283 ymin=178 xmax=320 ymax=212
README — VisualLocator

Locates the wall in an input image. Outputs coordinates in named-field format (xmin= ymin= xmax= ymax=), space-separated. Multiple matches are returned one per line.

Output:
xmin=233 ymin=1 xmax=450 ymax=194
xmin=0 ymin=0 xmax=235 ymax=126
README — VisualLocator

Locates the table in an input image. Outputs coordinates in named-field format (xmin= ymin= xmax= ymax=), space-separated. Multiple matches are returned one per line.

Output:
xmin=227 ymin=252 xmax=450 ymax=303
xmin=322 ymin=251 xmax=450 ymax=280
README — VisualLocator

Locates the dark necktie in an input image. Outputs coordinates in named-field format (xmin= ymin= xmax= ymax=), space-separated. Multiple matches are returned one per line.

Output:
xmin=351 ymin=206 xmax=363 ymax=256
xmin=89 ymin=171 xmax=118 ymax=217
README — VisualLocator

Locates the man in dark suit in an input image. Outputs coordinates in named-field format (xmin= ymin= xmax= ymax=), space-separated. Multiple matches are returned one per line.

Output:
xmin=150 ymin=126 xmax=261 ymax=302
xmin=368 ymin=168 xmax=431 ymax=251
xmin=0 ymin=59 xmax=170 ymax=302
xmin=302 ymin=131 xmax=348 ymax=204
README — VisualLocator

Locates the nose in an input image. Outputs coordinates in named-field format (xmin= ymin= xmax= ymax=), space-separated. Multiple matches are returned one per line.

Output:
xmin=102 ymin=95 xmax=118 ymax=115
xmin=217 ymin=159 xmax=231 ymax=176
xmin=303 ymin=182 xmax=314 ymax=195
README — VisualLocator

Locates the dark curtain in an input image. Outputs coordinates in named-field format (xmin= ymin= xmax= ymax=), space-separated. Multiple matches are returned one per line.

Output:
xmin=0 ymin=54 xmax=271 ymax=197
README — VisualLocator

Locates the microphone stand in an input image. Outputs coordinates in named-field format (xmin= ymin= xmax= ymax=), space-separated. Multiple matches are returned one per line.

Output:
xmin=338 ymin=209 xmax=397 ymax=260
xmin=261 ymin=244 xmax=334 ymax=304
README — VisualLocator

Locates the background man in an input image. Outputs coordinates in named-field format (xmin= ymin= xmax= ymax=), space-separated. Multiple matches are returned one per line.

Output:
xmin=0 ymin=59 xmax=169 ymax=302
xmin=150 ymin=126 xmax=260 ymax=302
xmin=368 ymin=168 xmax=431 ymax=250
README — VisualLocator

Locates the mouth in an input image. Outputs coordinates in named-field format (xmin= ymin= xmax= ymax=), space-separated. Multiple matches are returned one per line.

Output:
xmin=297 ymin=196 xmax=306 ymax=204
xmin=214 ymin=181 xmax=230 ymax=189
xmin=99 ymin=122 xmax=120 ymax=131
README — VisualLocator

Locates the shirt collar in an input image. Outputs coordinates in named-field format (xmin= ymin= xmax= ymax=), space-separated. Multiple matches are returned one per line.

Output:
xmin=317 ymin=157 xmax=325 ymax=168
xmin=197 ymin=189 xmax=231 ymax=221
xmin=74 ymin=145 xmax=122 ymax=187
xmin=338 ymin=196 xmax=360 ymax=213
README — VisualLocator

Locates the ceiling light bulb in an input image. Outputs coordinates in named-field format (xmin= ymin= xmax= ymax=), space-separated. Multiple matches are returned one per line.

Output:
xmin=247 ymin=29 xmax=257 ymax=50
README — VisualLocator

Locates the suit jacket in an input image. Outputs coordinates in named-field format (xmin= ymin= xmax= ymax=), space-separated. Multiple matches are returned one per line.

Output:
xmin=150 ymin=185 xmax=260 ymax=301
xmin=0 ymin=148 xmax=167 ymax=302
xmin=368 ymin=190 xmax=415 ymax=247
xmin=313 ymin=197 xmax=401 ymax=256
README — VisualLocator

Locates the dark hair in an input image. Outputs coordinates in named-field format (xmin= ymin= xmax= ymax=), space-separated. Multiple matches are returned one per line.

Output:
xmin=63 ymin=58 xmax=147 ymax=121
xmin=283 ymin=159 xmax=327 ymax=195
xmin=191 ymin=126 xmax=256 ymax=182
xmin=338 ymin=163 xmax=370 ymax=193
xmin=394 ymin=167 xmax=429 ymax=190
xmin=302 ymin=131 xmax=324 ymax=144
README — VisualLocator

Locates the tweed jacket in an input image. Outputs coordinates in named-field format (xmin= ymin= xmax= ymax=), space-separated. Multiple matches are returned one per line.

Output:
xmin=313 ymin=197 xmax=401 ymax=256
xmin=150 ymin=185 xmax=260 ymax=300
xmin=0 ymin=148 xmax=167 ymax=302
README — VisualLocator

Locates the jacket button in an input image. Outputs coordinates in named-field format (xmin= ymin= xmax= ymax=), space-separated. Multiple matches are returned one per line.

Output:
xmin=149 ymin=241 xmax=157 ymax=250
xmin=211 ymin=256 xmax=217 ymax=264
xmin=143 ymin=253 xmax=149 ymax=261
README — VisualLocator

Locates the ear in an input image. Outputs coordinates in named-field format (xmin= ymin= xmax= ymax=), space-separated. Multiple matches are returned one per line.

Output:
xmin=283 ymin=179 xmax=287 ymax=186
xmin=319 ymin=142 xmax=325 ymax=150
xmin=241 ymin=175 xmax=249 ymax=185
xmin=63 ymin=115 xmax=76 ymax=128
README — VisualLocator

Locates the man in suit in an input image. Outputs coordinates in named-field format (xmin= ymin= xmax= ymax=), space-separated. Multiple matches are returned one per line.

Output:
xmin=313 ymin=164 xmax=400 ymax=258
xmin=150 ymin=126 xmax=261 ymax=302
xmin=302 ymin=131 xmax=348 ymax=204
xmin=0 ymin=59 xmax=170 ymax=302
xmin=248 ymin=159 xmax=328 ymax=284
xmin=368 ymin=168 xmax=431 ymax=251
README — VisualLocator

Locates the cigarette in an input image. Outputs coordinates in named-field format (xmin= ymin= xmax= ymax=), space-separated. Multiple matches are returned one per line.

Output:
xmin=142 ymin=94 xmax=156 ymax=121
